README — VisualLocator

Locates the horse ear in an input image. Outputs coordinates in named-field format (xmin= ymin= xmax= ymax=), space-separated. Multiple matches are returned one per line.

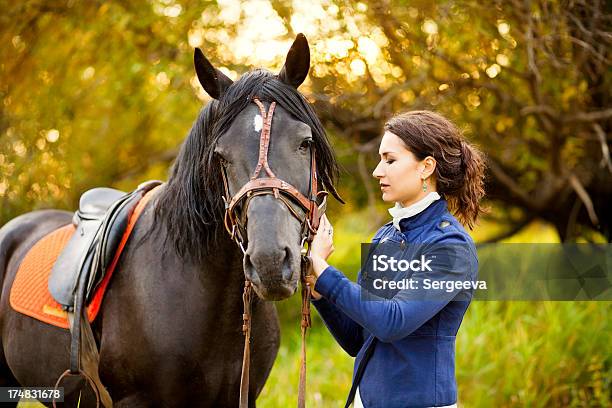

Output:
xmin=194 ymin=48 xmax=233 ymax=99
xmin=278 ymin=33 xmax=310 ymax=88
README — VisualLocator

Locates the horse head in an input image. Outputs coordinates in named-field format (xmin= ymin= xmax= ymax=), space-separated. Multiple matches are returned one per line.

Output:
xmin=193 ymin=34 xmax=341 ymax=300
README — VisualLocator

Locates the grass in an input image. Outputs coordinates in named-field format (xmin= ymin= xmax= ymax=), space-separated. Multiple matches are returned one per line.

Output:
xmin=259 ymin=301 xmax=610 ymax=407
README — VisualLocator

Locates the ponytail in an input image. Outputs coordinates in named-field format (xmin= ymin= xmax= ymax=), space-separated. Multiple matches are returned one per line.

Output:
xmin=447 ymin=141 xmax=487 ymax=229
xmin=385 ymin=110 xmax=488 ymax=229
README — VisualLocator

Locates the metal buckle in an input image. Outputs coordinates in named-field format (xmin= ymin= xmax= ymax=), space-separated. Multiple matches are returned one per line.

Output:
xmin=300 ymin=235 xmax=308 ymax=256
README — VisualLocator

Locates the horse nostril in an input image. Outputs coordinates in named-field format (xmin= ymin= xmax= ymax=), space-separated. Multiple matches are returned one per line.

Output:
xmin=281 ymin=247 xmax=294 ymax=281
xmin=243 ymin=254 xmax=261 ymax=286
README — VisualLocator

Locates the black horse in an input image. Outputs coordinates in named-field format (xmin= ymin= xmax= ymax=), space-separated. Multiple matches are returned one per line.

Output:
xmin=0 ymin=34 xmax=340 ymax=407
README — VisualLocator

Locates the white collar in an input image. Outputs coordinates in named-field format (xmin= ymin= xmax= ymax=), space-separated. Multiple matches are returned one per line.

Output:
xmin=388 ymin=192 xmax=441 ymax=231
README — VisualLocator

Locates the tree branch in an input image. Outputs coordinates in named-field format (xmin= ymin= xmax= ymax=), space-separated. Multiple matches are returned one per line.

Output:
xmin=568 ymin=173 xmax=600 ymax=227
xmin=479 ymin=214 xmax=535 ymax=243
xmin=563 ymin=108 xmax=612 ymax=123
xmin=592 ymin=123 xmax=612 ymax=173
xmin=486 ymin=156 xmax=542 ymax=211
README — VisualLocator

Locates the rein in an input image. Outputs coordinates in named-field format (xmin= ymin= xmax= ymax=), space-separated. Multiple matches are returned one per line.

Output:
xmin=221 ymin=97 xmax=326 ymax=408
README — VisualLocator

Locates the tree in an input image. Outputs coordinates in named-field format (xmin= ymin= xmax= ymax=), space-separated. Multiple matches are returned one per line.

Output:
xmin=301 ymin=0 xmax=611 ymax=241
xmin=1 ymin=0 xmax=610 ymax=242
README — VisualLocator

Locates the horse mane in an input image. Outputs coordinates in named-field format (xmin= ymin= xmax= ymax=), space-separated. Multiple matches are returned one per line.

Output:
xmin=153 ymin=69 xmax=340 ymax=263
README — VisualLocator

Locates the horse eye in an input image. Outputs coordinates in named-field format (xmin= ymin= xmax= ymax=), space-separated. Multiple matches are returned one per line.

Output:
xmin=299 ymin=139 xmax=313 ymax=152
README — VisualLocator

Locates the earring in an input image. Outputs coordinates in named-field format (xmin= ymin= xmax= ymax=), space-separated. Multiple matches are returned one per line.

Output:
xmin=422 ymin=178 xmax=428 ymax=192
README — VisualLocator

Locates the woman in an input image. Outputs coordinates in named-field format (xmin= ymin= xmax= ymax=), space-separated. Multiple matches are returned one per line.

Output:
xmin=307 ymin=110 xmax=486 ymax=408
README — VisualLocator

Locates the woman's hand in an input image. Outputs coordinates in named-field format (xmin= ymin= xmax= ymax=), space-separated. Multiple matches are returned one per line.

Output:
xmin=311 ymin=214 xmax=335 ymax=262
xmin=307 ymin=214 xmax=335 ymax=300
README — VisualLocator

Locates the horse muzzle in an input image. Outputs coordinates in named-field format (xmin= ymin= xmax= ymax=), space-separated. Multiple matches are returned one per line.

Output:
xmin=243 ymin=244 xmax=300 ymax=300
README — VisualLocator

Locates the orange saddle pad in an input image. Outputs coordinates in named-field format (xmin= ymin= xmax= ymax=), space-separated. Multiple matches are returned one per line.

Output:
xmin=9 ymin=186 xmax=160 ymax=329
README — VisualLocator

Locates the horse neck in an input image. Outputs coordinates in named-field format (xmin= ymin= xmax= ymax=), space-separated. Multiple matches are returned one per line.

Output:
xmin=183 ymin=228 xmax=251 ymax=326
xmin=144 ymin=198 xmax=247 ymax=299
xmin=197 ymin=232 xmax=247 ymax=290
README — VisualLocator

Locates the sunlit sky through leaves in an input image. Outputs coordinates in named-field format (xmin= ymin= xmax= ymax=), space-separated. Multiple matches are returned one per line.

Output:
xmin=180 ymin=0 xmax=397 ymax=98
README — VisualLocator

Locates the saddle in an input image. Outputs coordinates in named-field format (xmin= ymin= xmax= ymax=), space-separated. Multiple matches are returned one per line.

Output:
xmin=48 ymin=180 xmax=162 ymax=309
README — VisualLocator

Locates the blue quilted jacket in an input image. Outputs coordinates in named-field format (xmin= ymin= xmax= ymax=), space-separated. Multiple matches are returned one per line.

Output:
xmin=312 ymin=198 xmax=478 ymax=407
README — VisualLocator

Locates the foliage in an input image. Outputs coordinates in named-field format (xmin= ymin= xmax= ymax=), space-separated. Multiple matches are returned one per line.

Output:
xmin=1 ymin=0 xmax=610 ymax=240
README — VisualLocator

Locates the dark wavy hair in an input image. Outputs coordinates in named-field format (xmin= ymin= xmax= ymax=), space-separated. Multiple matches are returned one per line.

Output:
xmin=153 ymin=69 xmax=341 ymax=262
xmin=385 ymin=110 xmax=487 ymax=229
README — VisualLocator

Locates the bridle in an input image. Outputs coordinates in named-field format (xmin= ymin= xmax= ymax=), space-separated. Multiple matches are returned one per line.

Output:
xmin=220 ymin=97 xmax=327 ymax=408
xmin=222 ymin=98 xmax=327 ymax=253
